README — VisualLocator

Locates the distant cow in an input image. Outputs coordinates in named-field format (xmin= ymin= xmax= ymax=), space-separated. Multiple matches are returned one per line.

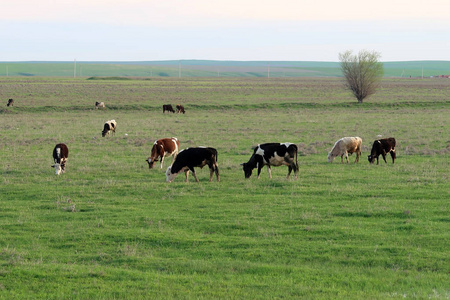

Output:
xmin=241 ymin=143 xmax=299 ymax=179
xmin=52 ymin=143 xmax=69 ymax=175
xmin=7 ymin=99 xmax=14 ymax=107
xmin=146 ymin=137 xmax=180 ymax=169
xmin=163 ymin=104 xmax=175 ymax=113
xmin=166 ymin=147 xmax=220 ymax=182
xmin=102 ymin=120 xmax=117 ymax=137
xmin=95 ymin=101 xmax=105 ymax=109
xmin=368 ymin=137 xmax=396 ymax=164
xmin=176 ymin=104 xmax=185 ymax=114
xmin=328 ymin=137 xmax=362 ymax=163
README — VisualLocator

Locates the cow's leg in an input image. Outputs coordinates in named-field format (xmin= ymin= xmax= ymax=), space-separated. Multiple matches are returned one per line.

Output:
xmin=214 ymin=164 xmax=220 ymax=182
xmin=191 ymin=168 xmax=200 ymax=183
xmin=390 ymin=150 xmax=396 ymax=164
xmin=209 ymin=166 xmax=214 ymax=182
xmin=376 ymin=155 xmax=380 ymax=165
xmin=256 ymin=163 xmax=263 ymax=179
xmin=267 ymin=165 xmax=272 ymax=179
xmin=287 ymin=165 xmax=292 ymax=179
xmin=184 ymin=170 xmax=190 ymax=182
xmin=160 ymin=155 xmax=165 ymax=169
xmin=355 ymin=151 xmax=360 ymax=163
xmin=290 ymin=162 xmax=299 ymax=180
xmin=381 ymin=151 xmax=388 ymax=164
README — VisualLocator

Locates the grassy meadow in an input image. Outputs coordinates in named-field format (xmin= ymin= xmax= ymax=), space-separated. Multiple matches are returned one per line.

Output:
xmin=0 ymin=77 xmax=449 ymax=299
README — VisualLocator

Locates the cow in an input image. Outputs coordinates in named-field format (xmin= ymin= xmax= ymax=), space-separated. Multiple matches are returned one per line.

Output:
xmin=7 ymin=99 xmax=14 ymax=107
xmin=176 ymin=104 xmax=185 ymax=114
xmin=241 ymin=143 xmax=299 ymax=179
xmin=146 ymin=137 xmax=180 ymax=169
xmin=368 ymin=137 xmax=396 ymax=164
xmin=327 ymin=137 xmax=362 ymax=163
xmin=52 ymin=143 xmax=69 ymax=175
xmin=95 ymin=101 xmax=105 ymax=109
xmin=163 ymin=104 xmax=175 ymax=113
xmin=166 ymin=147 xmax=220 ymax=182
xmin=102 ymin=120 xmax=117 ymax=137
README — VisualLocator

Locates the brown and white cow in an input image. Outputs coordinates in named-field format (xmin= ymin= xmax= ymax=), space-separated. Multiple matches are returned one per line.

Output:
xmin=241 ymin=143 xmax=299 ymax=179
xmin=52 ymin=143 xmax=69 ymax=175
xmin=368 ymin=137 xmax=396 ymax=164
xmin=163 ymin=104 xmax=175 ymax=113
xmin=102 ymin=120 xmax=116 ymax=137
xmin=176 ymin=104 xmax=185 ymax=114
xmin=95 ymin=101 xmax=105 ymax=109
xmin=146 ymin=137 xmax=180 ymax=169
xmin=327 ymin=137 xmax=362 ymax=163
xmin=7 ymin=99 xmax=14 ymax=107
xmin=166 ymin=147 xmax=220 ymax=182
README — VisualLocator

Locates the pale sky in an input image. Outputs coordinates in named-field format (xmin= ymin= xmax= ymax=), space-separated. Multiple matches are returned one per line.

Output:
xmin=1 ymin=0 xmax=449 ymax=61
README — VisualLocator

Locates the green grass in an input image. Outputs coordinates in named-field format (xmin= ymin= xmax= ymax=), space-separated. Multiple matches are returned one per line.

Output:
xmin=0 ymin=77 xmax=449 ymax=299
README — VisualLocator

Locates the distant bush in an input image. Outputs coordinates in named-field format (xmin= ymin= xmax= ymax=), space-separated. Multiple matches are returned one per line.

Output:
xmin=87 ymin=77 xmax=131 ymax=80
xmin=158 ymin=72 xmax=169 ymax=77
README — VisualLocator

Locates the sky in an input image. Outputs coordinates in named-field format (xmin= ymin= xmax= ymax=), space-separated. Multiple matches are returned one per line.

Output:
xmin=1 ymin=0 xmax=450 ymax=62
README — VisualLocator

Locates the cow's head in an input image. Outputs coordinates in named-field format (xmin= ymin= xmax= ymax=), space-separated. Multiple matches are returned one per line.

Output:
xmin=241 ymin=163 xmax=253 ymax=178
xmin=146 ymin=158 xmax=156 ymax=169
xmin=327 ymin=152 xmax=335 ymax=163
xmin=368 ymin=155 xmax=375 ymax=164
xmin=166 ymin=166 xmax=176 ymax=182
xmin=52 ymin=163 xmax=64 ymax=175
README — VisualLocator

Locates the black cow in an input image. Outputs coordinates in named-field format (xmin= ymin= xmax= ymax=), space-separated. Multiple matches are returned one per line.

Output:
xmin=176 ymin=104 xmax=185 ymax=114
xmin=163 ymin=104 xmax=175 ymax=113
xmin=166 ymin=147 xmax=220 ymax=182
xmin=7 ymin=99 xmax=14 ymax=107
xmin=368 ymin=137 xmax=396 ymax=164
xmin=241 ymin=143 xmax=299 ymax=179
xmin=52 ymin=143 xmax=69 ymax=175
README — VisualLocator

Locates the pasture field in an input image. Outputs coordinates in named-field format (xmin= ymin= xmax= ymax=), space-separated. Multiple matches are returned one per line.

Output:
xmin=0 ymin=77 xmax=449 ymax=299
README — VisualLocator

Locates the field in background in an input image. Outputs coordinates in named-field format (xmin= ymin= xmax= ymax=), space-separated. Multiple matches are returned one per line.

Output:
xmin=0 ymin=60 xmax=449 ymax=78
xmin=0 ymin=77 xmax=449 ymax=298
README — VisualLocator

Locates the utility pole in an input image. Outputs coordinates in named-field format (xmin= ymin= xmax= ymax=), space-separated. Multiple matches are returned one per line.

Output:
xmin=74 ymin=59 xmax=77 ymax=78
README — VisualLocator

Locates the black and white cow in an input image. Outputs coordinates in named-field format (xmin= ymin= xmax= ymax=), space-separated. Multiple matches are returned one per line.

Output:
xmin=52 ymin=143 xmax=69 ymax=175
xmin=102 ymin=120 xmax=116 ymax=137
xmin=241 ymin=143 xmax=299 ymax=179
xmin=166 ymin=147 xmax=220 ymax=182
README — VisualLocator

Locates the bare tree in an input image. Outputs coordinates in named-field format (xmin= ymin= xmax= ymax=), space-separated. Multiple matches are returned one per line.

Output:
xmin=339 ymin=50 xmax=384 ymax=103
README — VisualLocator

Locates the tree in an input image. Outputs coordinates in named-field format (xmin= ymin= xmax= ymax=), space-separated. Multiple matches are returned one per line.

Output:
xmin=339 ymin=50 xmax=384 ymax=103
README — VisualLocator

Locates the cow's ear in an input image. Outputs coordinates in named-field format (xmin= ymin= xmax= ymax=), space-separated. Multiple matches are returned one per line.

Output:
xmin=51 ymin=165 xmax=55 ymax=168
xmin=240 ymin=163 xmax=244 ymax=166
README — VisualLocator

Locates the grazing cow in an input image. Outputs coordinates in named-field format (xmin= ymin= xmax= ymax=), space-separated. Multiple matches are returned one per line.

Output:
xmin=241 ymin=143 xmax=299 ymax=179
xmin=146 ymin=137 xmax=180 ymax=169
xmin=102 ymin=120 xmax=117 ymax=137
xmin=7 ymin=99 xmax=14 ymax=107
xmin=163 ymin=104 xmax=175 ymax=113
xmin=176 ymin=104 xmax=185 ymax=114
xmin=368 ymin=137 xmax=396 ymax=164
xmin=166 ymin=147 xmax=220 ymax=182
xmin=327 ymin=137 xmax=362 ymax=163
xmin=52 ymin=143 xmax=69 ymax=175
xmin=95 ymin=101 xmax=105 ymax=109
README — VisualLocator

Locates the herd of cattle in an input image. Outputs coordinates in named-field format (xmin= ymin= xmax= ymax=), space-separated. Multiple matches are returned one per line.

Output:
xmin=52 ymin=125 xmax=397 ymax=181
xmin=6 ymin=98 xmax=396 ymax=180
